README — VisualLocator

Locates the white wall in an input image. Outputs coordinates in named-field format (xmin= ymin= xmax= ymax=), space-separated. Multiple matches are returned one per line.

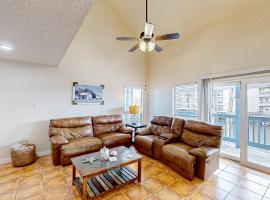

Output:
xmin=0 ymin=0 xmax=145 ymax=162
xmin=148 ymin=1 xmax=270 ymax=118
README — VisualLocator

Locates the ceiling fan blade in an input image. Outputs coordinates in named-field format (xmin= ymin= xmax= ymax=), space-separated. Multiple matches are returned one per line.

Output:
xmin=116 ymin=37 xmax=137 ymax=41
xmin=128 ymin=43 xmax=139 ymax=52
xmin=156 ymin=33 xmax=180 ymax=41
xmin=154 ymin=43 xmax=163 ymax=52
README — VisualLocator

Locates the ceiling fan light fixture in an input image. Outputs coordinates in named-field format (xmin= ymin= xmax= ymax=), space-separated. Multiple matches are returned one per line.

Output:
xmin=139 ymin=41 xmax=147 ymax=52
xmin=148 ymin=41 xmax=155 ymax=52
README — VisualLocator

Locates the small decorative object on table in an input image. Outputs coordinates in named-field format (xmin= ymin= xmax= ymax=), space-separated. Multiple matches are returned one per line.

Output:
xmin=99 ymin=146 xmax=110 ymax=161
xmin=11 ymin=140 xmax=36 ymax=167
xmin=82 ymin=157 xmax=97 ymax=164
xmin=110 ymin=150 xmax=117 ymax=156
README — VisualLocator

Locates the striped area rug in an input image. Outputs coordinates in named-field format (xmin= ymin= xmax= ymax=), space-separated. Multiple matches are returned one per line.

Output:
xmin=76 ymin=166 xmax=137 ymax=198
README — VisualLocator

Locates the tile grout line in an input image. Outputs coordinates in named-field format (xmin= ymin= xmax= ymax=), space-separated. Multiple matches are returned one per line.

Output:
xmin=42 ymin=159 xmax=46 ymax=200
xmin=14 ymin=168 xmax=22 ymax=200
xmin=262 ymin=182 xmax=270 ymax=199
xmin=62 ymin=166 xmax=73 ymax=199
xmin=221 ymin=161 xmax=270 ymax=198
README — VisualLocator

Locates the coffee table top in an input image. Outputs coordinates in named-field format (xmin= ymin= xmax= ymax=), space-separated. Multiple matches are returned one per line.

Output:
xmin=71 ymin=146 xmax=143 ymax=177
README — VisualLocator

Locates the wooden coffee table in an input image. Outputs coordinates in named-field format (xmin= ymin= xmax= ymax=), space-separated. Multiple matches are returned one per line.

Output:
xmin=71 ymin=146 xmax=143 ymax=200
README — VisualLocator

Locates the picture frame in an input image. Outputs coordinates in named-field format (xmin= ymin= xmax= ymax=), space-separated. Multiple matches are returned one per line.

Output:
xmin=72 ymin=82 xmax=104 ymax=105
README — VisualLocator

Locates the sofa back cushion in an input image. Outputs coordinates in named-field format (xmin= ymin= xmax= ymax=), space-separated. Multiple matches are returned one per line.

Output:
xmin=171 ymin=118 xmax=185 ymax=136
xmin=92 ymin=115 xmax=124 ymax=135
xmin=181 ymin=120 xmax=222 ymax=148
xmin=49 ymin=116 xmax=93 ymax=140
xmin=149 ymin=116 xmax=173 ymax=136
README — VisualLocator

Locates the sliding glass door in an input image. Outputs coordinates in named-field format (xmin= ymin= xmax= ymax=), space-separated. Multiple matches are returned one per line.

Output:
xmin=210 ymin=82 xmax=241 ymax=160
xmin=241 ymin=78 xmax=270 ymax=172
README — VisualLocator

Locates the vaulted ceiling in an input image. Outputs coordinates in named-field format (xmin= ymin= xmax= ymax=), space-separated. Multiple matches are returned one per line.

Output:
xmin=0 ymin=0 xmax=266 ymax=66
xmin=106 ymin=0 xmax=264 ymax=38
xmin=0 ymin=0 xmax=93 ymax=67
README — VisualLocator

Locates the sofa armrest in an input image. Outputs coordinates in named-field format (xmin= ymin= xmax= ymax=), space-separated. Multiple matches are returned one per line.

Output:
xmin=189 ymin=146 xmax=219 ymax=159
xmin=118 ymin=126 xmax=133 ymax=134
xmin=135 ymin=128 xmax=151 ymax=136
xmin=159 ymin=133 xmax=180 ymax=143
xmin=49 ymin=135 xmax=69 ymax=147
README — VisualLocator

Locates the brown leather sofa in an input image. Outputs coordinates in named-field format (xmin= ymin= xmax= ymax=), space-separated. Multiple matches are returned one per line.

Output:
xmin=49 ymin=115 xmax=132 ymax=166
xmin=135 ymin=117 xmax=222 ymax=180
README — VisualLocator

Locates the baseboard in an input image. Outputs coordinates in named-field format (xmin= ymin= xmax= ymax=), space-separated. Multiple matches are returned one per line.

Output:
xmin=37 ymin=150 xmax=51 ymax=157
xmin=0 ymin=150 xmax=51 ymax=164
xmin=0 ymin=157 xmax=11 ymax=164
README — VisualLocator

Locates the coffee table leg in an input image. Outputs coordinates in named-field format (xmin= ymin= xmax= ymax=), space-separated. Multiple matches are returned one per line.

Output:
xmin=72 ymin=166 xmax=75 ymax=186
xmin=138 ymin=159 xmax=142 ymax=182
xmin=83 ymin=177 xmax=87 ymax=200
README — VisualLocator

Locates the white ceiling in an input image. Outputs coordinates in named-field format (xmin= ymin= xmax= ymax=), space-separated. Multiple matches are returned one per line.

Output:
xmin=106 ymin=0 xmax=264 ymax=40
xmin=0 ymin=0 xmax=93 ymax=67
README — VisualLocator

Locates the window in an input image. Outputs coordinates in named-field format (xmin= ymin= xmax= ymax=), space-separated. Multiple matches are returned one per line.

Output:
xmin=124 ymin=87 xmax=143 ymax=123
xmin=173 ymin=83 xmax=198 ymax=119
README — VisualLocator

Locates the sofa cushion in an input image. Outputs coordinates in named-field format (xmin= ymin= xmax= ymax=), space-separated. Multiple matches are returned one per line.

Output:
xmin=149 ymin=124 xmax=171 ymax=136
xmin=135 ymin=135 xmax=159 ymax=151
xmin=151 ymin=116 xmax=173 ymax=126
xmin=185 ymin=120 xmax=222 ymax=136
xmin=61 ymin=137 xmax=102 ymax=157
xmin=162 ymin=143 xmax=196 ymax=173
xmin=96 ymin=132 xmax=131 ymax=148
xmin=92 ymin=115 xmax=124 ymax=135
xmin=50 ymin=116 xmax=92 ymax=128
xmin=49 ymin=125 xmax=93 ymax=140
xmin=181 ymin=129 xmax=221 ymax=148
xmin=171 ymin=118 xmax=185 ymax=136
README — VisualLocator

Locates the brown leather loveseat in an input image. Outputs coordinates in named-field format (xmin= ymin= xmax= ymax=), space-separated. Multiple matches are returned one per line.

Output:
xmin=135 ymin=116 xmax=222 ymax=180
xmin=49 ymin=115 xmax=132 ymax=166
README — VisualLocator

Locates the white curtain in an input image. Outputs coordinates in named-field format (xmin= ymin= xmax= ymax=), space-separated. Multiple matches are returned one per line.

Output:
xmin=199 ymin=78 xmax=212 ymax=122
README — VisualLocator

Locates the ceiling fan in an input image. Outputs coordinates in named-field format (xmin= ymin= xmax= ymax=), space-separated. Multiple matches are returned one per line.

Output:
xmin=116 ymin=0 xmax=180 ymax=53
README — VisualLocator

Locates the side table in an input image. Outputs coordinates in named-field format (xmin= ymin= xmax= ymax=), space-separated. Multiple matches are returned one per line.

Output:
xmin=125 ymin=123 xmax=147 ymax=143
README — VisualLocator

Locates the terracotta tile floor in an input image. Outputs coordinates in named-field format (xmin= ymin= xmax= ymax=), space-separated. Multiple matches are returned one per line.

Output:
xmin=0 ymin=155 xmax=270 ymax=200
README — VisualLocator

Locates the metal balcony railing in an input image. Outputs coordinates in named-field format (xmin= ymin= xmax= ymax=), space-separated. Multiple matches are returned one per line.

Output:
xmin=212 ymin=113 xmax=270 ymax=150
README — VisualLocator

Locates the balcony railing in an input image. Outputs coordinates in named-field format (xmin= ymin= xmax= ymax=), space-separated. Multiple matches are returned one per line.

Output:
xmin=212 ymin=113 xmax=270 ymax=150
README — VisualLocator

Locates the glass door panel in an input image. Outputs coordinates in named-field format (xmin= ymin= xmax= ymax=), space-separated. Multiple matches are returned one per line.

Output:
xmin=247 ymin=83 xmax=270 ymax=168
xmin=211 ymin=82 xmax=241 ymax=160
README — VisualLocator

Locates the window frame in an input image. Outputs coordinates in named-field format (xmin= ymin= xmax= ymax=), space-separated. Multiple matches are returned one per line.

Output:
xmin=124 ymin=85 xmax=144 ymax=123
xmin=172 ymin=82 xmax=199 ymax=119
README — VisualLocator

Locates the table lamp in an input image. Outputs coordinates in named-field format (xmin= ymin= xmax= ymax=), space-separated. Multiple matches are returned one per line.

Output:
xmin=129 ymin=105 xmax=142 ymax=125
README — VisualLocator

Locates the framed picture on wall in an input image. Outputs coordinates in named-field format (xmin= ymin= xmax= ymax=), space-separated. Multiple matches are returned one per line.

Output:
xmin=72 ymin=82 xmax=104 ymax=105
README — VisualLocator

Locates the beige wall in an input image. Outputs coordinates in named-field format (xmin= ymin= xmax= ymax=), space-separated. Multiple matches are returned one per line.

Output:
xmin=0 ymin=0 xmax=145 ymax=162
xmin=148 ymin=1 xmax=270 ymax=118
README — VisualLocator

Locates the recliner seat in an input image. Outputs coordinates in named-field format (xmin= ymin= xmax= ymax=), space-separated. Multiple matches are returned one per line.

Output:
xmin=92 ymin=115 xmax=132 ymax=148
xmin=135 ymin=116 xmax=173 ymax=157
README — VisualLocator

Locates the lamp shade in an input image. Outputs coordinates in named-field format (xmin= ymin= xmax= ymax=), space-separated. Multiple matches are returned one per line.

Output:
xmin=129 ymin=105 xmax=142 ymax=114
